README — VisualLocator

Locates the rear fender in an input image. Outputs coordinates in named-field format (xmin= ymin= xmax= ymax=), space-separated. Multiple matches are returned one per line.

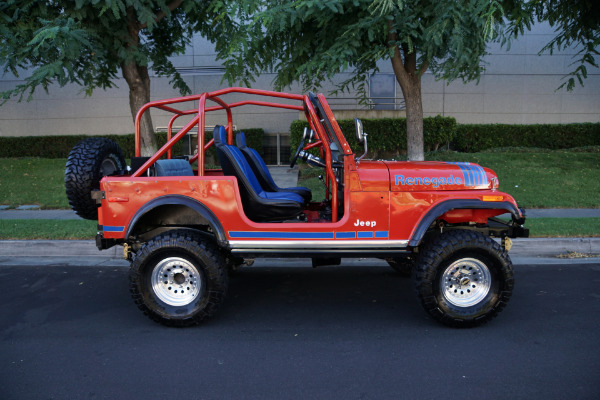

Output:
xmin=126 ymin=195 xmax=227 ymax=247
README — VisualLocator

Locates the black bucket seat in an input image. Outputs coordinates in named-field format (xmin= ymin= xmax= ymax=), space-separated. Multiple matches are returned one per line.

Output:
xmin=213 ymin=126 xmax=304 ymax=222
xmin=236 ymin=132 xmax=312 ymax=204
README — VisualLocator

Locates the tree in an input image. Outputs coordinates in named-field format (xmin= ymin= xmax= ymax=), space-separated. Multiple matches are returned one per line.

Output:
xmin=503 ymin=0 xmax=600 ymax=91
xmin=0 ymin=0 xmax=232 ymax=155
xmin=218 ymin=0 xmax=506 ymax=161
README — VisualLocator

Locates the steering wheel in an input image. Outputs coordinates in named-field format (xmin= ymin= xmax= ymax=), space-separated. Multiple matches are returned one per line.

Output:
xmin=290 ymin=136 xmax=305 ymax=168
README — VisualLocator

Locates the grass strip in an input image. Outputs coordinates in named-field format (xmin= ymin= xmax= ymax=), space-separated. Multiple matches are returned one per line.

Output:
xmin=0 ymin=219 xmax=97 ymax=239
xmin=428 ymin=150 xmax=600 ymax=208
xmin=0 ymin=158 xmax=70 ymax=209
xmin=0 ymin=218 xmax=597 ymax=240
xmin=524 ymin=217 xmax=600 ymax=238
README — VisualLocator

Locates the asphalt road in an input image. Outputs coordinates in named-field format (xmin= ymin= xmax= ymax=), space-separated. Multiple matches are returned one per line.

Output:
xmin=1 ymin=261 xmax=599 ymax=400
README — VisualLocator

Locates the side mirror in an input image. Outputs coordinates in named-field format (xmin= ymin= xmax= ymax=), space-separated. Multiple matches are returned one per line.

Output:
xmin=355 ymin=118 xmax=365 ymax=144
xmin=354 ymin=118 xmax=368 ymax=163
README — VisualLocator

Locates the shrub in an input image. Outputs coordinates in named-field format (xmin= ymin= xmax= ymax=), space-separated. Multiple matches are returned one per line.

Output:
xmin=292 ymin=118 xmax=600 ymax=158
xmin=0 ymin=128 xmax=264 ymax=159
xmin=290 ymin=116 xmax=457 ymax=159
xmin=453 ymin=123 xmax=600 ymax=152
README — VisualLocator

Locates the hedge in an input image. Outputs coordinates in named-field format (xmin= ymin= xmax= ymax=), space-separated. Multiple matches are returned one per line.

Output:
xmin=290 ymin=116 xmax=457 ymax=159
xmin=0 ymin=128 xmax=264 ymax=159
xmin=291 ymin=118 xmax=600 ymax=158
xmin=453 ymin=123 xmax=600 ymax=152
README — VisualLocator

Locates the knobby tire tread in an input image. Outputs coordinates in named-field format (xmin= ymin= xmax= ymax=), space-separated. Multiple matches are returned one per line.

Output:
xmin=413 ymin=230 xmax=514 ymax=328
xmin=65 ymin=138 xmax=125 ymax=220
xmin=129 ymin=230 xmax=228 ymax=327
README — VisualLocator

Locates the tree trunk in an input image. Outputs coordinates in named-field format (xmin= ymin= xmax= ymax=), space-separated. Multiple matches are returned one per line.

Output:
xmin=122 ymin=61 xmax=156 ymax=156
xmin=387 ymin=24 xmax=427 ymax=161
xmin=392 ymin=65 xmax=426 ymax=161
xmin=402 ymin=75 xmax=425 ymax=161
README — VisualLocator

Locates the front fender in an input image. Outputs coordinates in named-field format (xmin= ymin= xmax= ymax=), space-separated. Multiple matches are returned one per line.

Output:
xmin=409 ymin=200 xmax=525 ymax=247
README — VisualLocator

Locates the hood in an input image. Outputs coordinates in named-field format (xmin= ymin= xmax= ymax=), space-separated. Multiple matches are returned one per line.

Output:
xmin=384 ymin=161 xmax=494 ymax=191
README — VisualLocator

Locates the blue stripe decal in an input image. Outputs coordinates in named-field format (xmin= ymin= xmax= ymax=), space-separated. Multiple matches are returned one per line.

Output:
xmin=465 ymin=163 xmax=487 ymax=186
xmin=478 ymin=165 xmax=487 ymax=185
xmin=448 ymin=162 xmax=470 ymax=186
xmin=229 ymin=231 xmax=390 ymax=240
xmin=336 ymin=232 xmax=356 ymax=239
xmin=103 ymin=225 xmax=125 ymax=232
xmin=229 ymin=231 xmax=334 ymax=239
xmin=447 ymin=162 xmax=487 ymax=187
xmin=466 ymin=164 xmax=477 ymax=185
xmin=464 ymin=164 xmax=475 ymax=186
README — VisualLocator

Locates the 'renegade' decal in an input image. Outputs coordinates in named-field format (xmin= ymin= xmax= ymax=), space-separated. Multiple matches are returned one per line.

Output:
xmin=394 ymin=162 xmax=488 ymax=188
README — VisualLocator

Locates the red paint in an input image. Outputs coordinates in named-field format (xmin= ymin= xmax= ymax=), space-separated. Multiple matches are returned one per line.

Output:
xmin=101 ymin=87 xmax=525 ymax=248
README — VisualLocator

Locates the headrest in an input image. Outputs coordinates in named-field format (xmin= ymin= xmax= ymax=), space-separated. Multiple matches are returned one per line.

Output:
xmin=235 ymin=132 xmax=247 ymax=148
xmin=213 ymin=125 xmax=228 ymax=145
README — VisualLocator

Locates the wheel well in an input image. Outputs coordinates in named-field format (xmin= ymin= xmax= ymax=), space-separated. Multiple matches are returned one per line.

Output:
xmin=408 ymin=200 xmax=524 ymax=247
xmin=126 ymin=197 xmax=227 ymax=247
xmin=130 ymin=204 xmax=210 ymax=235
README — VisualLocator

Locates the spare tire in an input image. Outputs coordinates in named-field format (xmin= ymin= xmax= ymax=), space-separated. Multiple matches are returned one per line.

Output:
xmin=65 ymin=138 xmax=126 ymax=220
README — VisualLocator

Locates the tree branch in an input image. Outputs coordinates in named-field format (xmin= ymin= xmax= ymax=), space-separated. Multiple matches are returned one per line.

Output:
xmin=418 ymin=60 xmax=429 ymax=77
xmin=139 ymin=0 xmax=183 ymax=29
xmin=387 ymin=20 xmax=408 ymax=87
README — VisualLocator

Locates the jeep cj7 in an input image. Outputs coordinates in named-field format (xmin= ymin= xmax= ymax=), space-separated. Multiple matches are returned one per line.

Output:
xmin=65 ymin=88 xmax=528 ymax=328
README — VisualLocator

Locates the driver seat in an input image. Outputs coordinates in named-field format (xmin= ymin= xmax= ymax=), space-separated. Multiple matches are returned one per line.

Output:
xmin=213 ymin=126 xmax=304 ymax=222
xmin=236 ymin=132 xmax=312 ymax=204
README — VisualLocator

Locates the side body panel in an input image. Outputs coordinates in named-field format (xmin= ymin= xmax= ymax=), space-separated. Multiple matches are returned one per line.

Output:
xmin=98 ymin=172 xmax=396 ymax=250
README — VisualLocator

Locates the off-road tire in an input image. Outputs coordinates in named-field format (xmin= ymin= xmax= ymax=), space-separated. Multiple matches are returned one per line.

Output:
xmin=386 ymin=256 xmax=413 ymax=277
xmin=65 ymin=138 xmax=126 ymax=220
xmin=129 ymin=230 xmax=229 ymax=327
xmin=413 ymin=230 xmax=514 ymax=328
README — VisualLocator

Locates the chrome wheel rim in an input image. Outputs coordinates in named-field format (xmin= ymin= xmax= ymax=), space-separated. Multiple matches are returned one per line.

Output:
xmin=441 ymin=258 xmax=491 ymax=307
xmin=151 ymin=257 xmax=202 ymax=306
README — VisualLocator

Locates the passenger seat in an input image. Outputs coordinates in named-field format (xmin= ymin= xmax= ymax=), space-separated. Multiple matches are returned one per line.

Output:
xmin=236 ymin=132 xmax=312 ymax=203
xmin=213 ymin=126 xmax=304 ymax=222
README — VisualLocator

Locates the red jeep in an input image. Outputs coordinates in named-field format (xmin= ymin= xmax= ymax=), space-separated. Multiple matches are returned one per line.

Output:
xmin=65 ymin=88 xmax=528 ymax=328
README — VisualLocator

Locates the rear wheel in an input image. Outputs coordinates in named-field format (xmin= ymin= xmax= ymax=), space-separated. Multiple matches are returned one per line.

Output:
xmin=129 ymin=230 xmax=228 ymax=327
xmin=65 ymin=138 xmax=125 ymax=220
xmin=413 ymin=230 xmax=514 ymax=328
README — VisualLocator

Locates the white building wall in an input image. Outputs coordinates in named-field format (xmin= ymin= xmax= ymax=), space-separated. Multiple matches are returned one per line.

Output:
xmin=0 ymin=22 xmax=598 ymax=138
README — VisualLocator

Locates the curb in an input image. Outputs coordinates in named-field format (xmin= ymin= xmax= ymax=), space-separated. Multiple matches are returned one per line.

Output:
xmin=0 ymin=240 xmax=121 ymax=258
xmin=503 ymin=237 xmax=600 ymax=257
xmin=1 ymin=238 xmax=599 ymax=259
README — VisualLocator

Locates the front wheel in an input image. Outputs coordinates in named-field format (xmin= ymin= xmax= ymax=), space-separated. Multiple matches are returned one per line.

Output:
xmin=413 ymin=230 xmax=514 ymax=328
xmin=129 ymin=230 xmax=228 ymax=327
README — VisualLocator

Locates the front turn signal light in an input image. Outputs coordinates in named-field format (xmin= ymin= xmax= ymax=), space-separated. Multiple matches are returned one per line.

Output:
xmin=483 ymin=195 xmax=504 ymax=202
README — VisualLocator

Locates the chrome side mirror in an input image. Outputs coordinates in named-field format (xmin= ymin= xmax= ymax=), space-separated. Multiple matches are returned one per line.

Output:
xmin=355 ymin=118 xmax=365 ymax=143
xmin=355 ymin=118 xmax=368 ymax=163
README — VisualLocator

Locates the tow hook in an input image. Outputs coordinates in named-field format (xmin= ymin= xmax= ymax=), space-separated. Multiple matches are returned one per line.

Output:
xmin=123 ymin=243 xmax=132 ymax=260
xmin=502 ymin=236 xmax=513 ymax=252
